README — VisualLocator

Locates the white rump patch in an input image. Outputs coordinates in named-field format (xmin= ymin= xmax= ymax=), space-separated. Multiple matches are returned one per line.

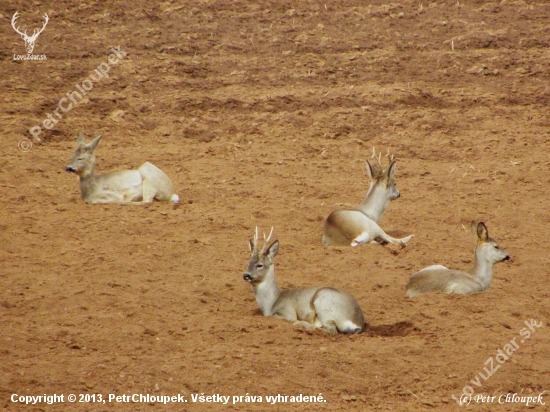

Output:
xmin=341 ymin=320 xmax=361 ymax=333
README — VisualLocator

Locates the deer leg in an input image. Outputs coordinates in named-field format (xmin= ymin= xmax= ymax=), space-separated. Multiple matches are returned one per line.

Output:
xmin=87 ymin=191 xmax=125 ymax=204
xmin=141 ymin=179 xmax=158 ymax=203
xmin=375 ymin=230 xmax=413 ymax=247
xmin=320 ymin=320 xmax=339 ymax=335
xmin=292 ymin=320 xmax=316 ymax=330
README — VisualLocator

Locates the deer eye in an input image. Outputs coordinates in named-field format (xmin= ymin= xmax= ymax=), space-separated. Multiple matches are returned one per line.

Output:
xmin=256 ymin=264 xmax=263 ymax=269
xmin=494 ymin=245 xmax=500 ymax=250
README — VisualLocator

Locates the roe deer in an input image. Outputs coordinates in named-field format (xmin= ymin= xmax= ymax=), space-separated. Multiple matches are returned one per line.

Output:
xmin=322 ymin=150 xmax=412 ymax=247
xmin=66 ymin=133 xmax=179 ymax=204
xmin=406 ymin=221 xmax=510 ymax=297
xmin=243 ymin=228 xmax=365 ymax=334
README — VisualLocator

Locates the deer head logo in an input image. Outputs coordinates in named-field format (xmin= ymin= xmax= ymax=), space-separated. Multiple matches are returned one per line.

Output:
xmin=11 ymin=11 xmax=49 ymax=54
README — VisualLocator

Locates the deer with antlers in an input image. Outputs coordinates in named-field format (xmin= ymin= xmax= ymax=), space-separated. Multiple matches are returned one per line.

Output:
xmin=11 ymin=11 xmax=49 ymax=54
xmin=322 ymin=149 xmax=413 ymax=247
xmin=243 ymin=227 xmax=365 ymax=334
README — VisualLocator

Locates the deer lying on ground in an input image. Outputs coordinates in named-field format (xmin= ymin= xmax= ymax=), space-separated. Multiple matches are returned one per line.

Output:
xmin=243 ymin=228 xmax=365 ymax=334
xmin=322 ymin=150 xmax=412 ymax=247
xmin=406 ymin=221 xmax=510 ymax=297
xmin=66 ymin=133 xmax=179 ymax=204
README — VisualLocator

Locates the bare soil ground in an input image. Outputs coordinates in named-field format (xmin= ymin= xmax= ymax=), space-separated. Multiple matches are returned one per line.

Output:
xmin=1 ymin=0 xmax=550 ymax=411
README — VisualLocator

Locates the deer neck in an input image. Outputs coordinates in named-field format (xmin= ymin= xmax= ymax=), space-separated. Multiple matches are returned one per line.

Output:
xmin=470 ymin=248 xmax=494 ymax=290
xmin=78 ymin=165 xmax=98 ymax=201
xmin=252 ymin=265 xmax=281 ymax=316
xmin=356 ymin=181 xmax=389 ymax=223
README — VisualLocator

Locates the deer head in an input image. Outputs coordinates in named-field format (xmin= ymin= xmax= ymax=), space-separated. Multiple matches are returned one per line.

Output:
xmin=12 ymin=11 xmax=49 ymax=54
xmin=244 ymin=227 xmax=278 ymax=285
xmin=366 ymin=147 xmax=399 ymax=200
xmin=66 ymin=133 xmax=102 ymax=177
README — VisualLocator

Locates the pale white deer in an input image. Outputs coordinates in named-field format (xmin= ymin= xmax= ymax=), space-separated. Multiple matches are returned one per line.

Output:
xmin=322 ymin=150 xmax=412 ymax=247
xmin=406 ymin=221 xmax=510 ymax=297
xmin=11 ymin=11 xmax=49 ymax=54
xmin=243 ymin=228 xmax=365 ymax=334
xmin=66 ymin=133 xmax=179 ymax=204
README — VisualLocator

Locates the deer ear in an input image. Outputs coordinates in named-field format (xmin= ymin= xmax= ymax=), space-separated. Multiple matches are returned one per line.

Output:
xmin=76 ymin=132 xmax=86 ymax=146
xmin=470 ymin=221 xmax=479 ymax=237
xmin=265 ymin=240 xmax=279 ymax=259
xmin=366 ymin=160 xmax=375 ymax=180
xmin=88 ymin=135 xmax=102 ymax=150
xmin=387 ymin=161 xmax=397 ymax=180
xmin=476 ymin=222 xmax=489 ymax=242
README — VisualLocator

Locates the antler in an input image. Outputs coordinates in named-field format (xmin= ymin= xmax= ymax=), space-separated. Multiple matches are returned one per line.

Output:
xmin=371 ymin=147 xmax=395 ymax=167
xmin=250 ymin=227 xmax=274 ymax=255
xmin=370 ymin=147 xmax=383 ymax=167
xmin=250 ymin=226 xmax=259 ymax=254
xmin=11 ymin=11 xmax=48 ymax=41
xmin=11 ymin=11 xmax=27 ymax=37
xmin=263 ymin=227 xmax=274 ymax=249
xmin=31 ymin=13 xmax=49 ymax=40
xmin=385 ymin=148 xmax=395 ymax=163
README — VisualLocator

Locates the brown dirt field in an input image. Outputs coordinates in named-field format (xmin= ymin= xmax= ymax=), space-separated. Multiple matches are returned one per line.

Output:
xmin=1 ymin=0 xmax=550 ymax=411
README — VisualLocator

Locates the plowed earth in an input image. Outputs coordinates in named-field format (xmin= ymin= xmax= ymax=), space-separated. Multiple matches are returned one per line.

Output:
xmin=1 ymin=1 xmax=549 ymax=411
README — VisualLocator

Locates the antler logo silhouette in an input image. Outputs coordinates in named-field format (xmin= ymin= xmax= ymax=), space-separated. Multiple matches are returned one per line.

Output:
xmin=11 ymin=11 xmax=49 ymax=54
